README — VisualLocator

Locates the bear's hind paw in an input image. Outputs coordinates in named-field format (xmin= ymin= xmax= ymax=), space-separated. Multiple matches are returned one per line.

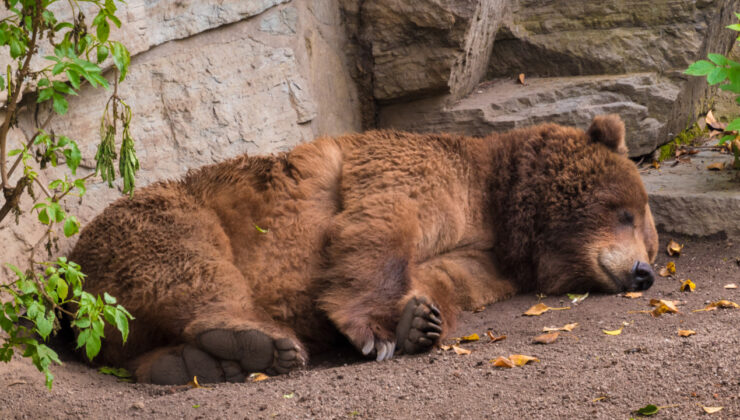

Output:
xmin=396 ymin=296 xmax=443 ymax=355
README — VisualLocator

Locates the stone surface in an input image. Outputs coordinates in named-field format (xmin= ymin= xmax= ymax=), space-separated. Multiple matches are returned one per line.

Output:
xmin=375 ymin=0 xmax=740 ymax=157
xmin=353 ymin=0 xmax=508 ymax=103
xmin=380 ymin=73 xmax=679 ymax=156
xmin=0 ymin=0 xmax=362 ymax=284
xmin=643 ymin=151 xmax=740 ymax=239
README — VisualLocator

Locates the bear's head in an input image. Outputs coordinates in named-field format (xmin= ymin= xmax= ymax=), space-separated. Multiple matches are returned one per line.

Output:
xmin=491 ymin=114 xmax=659 ymax=294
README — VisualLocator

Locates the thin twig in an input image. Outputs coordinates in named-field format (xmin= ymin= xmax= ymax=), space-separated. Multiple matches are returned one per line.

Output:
xmin=7 ymin=110 xmax=54 ymax=179
xmin=32 ymin=174 xmax=51 ymax=198
xmin=1 ymin=0 xmax=42 ymax=190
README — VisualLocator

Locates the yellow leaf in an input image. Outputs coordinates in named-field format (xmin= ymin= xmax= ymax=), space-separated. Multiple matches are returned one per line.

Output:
xmin=652 ymin=160 xmax=660 ymax=169
xmin=592 ymin=396 xmax=607 ymax=402
xmin=667 ymin=261 xmax=676 ymax=274
xmin=603 ymin=327 xmax=623 ymax=336
xmin=491 ymin=356 xmax=514 ymax=368
xmin=249 ymin=373 xmax=269 ymax=382
xmin=707 ymin=162 xmax=725 ymax=171
xmin=680 ymin=279 xmax=696 ymax=292
xmin=518 ymin=73 xmax=525 ymax=85
xmin=542 ymin=322 xmax=578 ymax=332
xmin=452 ymin=345 xmax=471 ymax=355
xmin=486 ymin=331 xmax=507 ymax=342
xmin=658 ymin=267 xmax=670 ymax=277
xmin=473 ymin=306 xmax=486 ymax=313
xmin=533 ymin=331 xmax=559 ymax=344
xmin=523 ymin=303 xmax=570 ymax=316
xmin=623 ymin=292 xmax=643 ymax=299
xmin=651 ymin=299 xmax=679 ymax=317
xmin=702 ymin=406 xmax=723 ymax=414
xmin=708 ymin=300 xmax=739 ymax=309
xmin=666 ymin=240 xmax=683 ymax=256
xmin=440 ymin=344 xmax=452 ymax=351
xmin=678 ymin=329 xmax=696 ymax=337
xmin=509 ymin=354 xmax=539 ymax=366
xmin=724 ymin=283 xmax=737 ymax=289
xmin=457 ymin=333 xmax=480 ymax=343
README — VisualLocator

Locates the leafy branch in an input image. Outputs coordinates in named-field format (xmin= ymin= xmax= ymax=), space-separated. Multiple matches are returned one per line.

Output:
xmin=0 ymin=0 xmax=138 ymax=389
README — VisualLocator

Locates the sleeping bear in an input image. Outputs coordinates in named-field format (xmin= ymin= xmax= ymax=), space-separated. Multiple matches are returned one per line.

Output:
xmin=69 ymin=114 xmax=658 ymax=384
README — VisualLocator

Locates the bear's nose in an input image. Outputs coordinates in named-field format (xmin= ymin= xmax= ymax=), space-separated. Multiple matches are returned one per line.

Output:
xmin=630 ymin=261 xmax=655 ymax=291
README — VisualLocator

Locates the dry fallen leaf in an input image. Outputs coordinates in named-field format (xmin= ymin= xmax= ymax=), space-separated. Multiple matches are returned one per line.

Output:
xmin=592 ymin=396 xmax=607 ymax=402
xmin=680 ymin=279 xmax=696 ymax=292
xmin=543 ymin=322 xmax=578 ymax=332
xmin=567 ymin=292 xmax=589 ymax=304
xmin=523 ymin=303 xmax=570 ymax=316
xmin=649 ymin=299 xmax=682 ymax=307
xmin=518 ymin=73 xmax=525 ymax=85
xmin=667 ymin=261 xmax=676 ymax=274
xmin=651 ymin=160 xmax=660 ymax=169
xmin=456 ymin=333 xmax=480 ymax=343
xmin=509 ymin=354 xmax=539 ymax=366
xmin=707 ymin=162 xmax=725 ymax=171
xmin=702 ymin=406 xmax=723 ymax=414
xmin=666 ymin=240 xmax=683 ymax=256
xmin=678 ymin=329 xmax=696 ymax=337
xmin=533 ymin=331 xmax=560 ymax=344
xmin=440 ymin=344 xmax=452 ymax=351
xmin=705 ymin=110 xmax=727 ymax=131
xmin=623 ymin=292 xmax=643 ymax=299
xmin=603 ymin=327 xmax=623 ymax=336
xmin=724 ymin=283 xmax=738 ymax=289
xmin=491 ymin=356 xmax=514 ymax=368
xmin=249 ymin=373 xmax=270 ymax=382
xmin=694 ymin=300 xmax=740 ymax=312
xmin=473 ymin=306 xmax=486 ymax=313
xmin=452 ymin=345 xmax=471 ymax=355
xmin=486 ymin=331 xmax=507 ymax=342
xmin=651 ymin=299 xmax=679 ymax=317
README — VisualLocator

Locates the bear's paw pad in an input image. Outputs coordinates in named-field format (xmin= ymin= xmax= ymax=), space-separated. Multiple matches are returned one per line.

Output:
xmin=396 ymin=296 xmax=442 ymax=355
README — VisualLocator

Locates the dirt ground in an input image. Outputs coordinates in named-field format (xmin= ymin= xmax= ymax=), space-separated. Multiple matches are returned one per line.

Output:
xmin=1 ymin=233 xmax=739 ymax=420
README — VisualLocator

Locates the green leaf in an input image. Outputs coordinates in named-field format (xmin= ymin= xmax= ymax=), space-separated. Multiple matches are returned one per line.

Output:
xmin=727 ymin=23 xmax=740 ymax=31
xmin=38 ymin=207 xmax=50 ymax=225
xmin=8 ymin=149 xmax=21 ymax=156
xmin=636 ymin=404 xmax=659 ymax=416
xmin=52 ymin=81 xmax=77 ymax=96
xmin=35 ymin=311 xmax=54 ymax=340
xmin=52 ymin=60 xmax=66 ymax=75
xmin=96 ymin=20 xmax=110 ymax=44
xmin=255 ymin=224 xmax=269 ymax=234
xmin=726 ymin=118 xmax=740 ymax=132
xmin=37 ymin=88 xmax=54 ymax=103
xmin=103 ymin=293 xmax=116 ymax=305
xmin=73 ymin=317 xmax=91 ymax=329
xmin=720 ymin=134 xmax=735 ymax=145
xmin=114 ymin=309 xmax=129 ymax=343
xmin=63 ymin=141 xmax=81 ymax=174
xmin=708 ymin=53 xmax=729 ymax=66
xmin=96 ymin=45 xmax=109 ymax=63
xmin=63 ymin=216 xmax=79 ymax=237
xmin=73 ymin=179 xmax=87 ymax=196
xmin=111 ymin=41 xmax=130 ymax=81
xmin=707 ymin=67 xmax=728 ymax=85
xmin=66 ymin=70 xmax=82 ymax=91
xmin=9 ymin=37 xmax=22 ymax=58
xmin=56 ymin=278 xmax=68 ymax=301
xmin=685 ymin=60 xmax=715 ymax=76
xmin=52 ymin=93 xmax=68 ymax=115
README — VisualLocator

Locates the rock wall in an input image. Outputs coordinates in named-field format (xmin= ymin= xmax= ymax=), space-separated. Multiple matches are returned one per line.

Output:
xmin=0 ymin=0 xmax=362 ymax=282
xmin=365 ymin=0 xmax=740 ymax=157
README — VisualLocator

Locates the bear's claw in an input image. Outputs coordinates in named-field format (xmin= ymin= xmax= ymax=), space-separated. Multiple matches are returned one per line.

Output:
xmin=396 ymin=296 xmax=443 ymax=355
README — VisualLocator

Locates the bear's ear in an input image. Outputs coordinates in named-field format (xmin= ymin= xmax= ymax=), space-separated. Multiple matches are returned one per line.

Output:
xmin=587 ymin=114 xmax=627 ymax=155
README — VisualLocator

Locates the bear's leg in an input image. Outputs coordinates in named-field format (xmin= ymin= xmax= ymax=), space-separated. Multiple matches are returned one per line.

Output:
xmin=395 ymin=249 xmax=518 ymax=354
xmin=318 ymin=194 xmax=426 ymax=360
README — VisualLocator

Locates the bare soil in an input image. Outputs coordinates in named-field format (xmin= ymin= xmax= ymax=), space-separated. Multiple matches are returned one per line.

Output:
xmin=1 ymin=234 xmax=739 ymax=420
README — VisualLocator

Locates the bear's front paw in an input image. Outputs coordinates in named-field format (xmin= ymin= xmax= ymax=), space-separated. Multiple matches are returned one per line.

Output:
xmin=395 ymin=296 xmax=442 ymax=355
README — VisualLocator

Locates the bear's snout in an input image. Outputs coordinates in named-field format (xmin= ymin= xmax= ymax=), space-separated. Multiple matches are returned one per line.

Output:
xmin=630 ymin=261 xmax=655 ymax=291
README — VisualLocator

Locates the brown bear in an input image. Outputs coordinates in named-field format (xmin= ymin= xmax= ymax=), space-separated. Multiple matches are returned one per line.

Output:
xmin=69 ymin=114 xmax=658 ymax=384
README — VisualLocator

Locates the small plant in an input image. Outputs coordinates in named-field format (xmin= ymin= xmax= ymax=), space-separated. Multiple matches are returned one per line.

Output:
xmin=656 ymin=124 xmax=707 ymax=162
xmin=0 ymin=0 xmax=138 ymax=388
xmin=685 ymin=12 xmax=740 ymax=170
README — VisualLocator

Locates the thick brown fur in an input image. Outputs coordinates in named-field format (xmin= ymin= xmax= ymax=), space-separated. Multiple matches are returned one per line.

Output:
xmin=69 ymin=115 xmax=658 ymax=383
